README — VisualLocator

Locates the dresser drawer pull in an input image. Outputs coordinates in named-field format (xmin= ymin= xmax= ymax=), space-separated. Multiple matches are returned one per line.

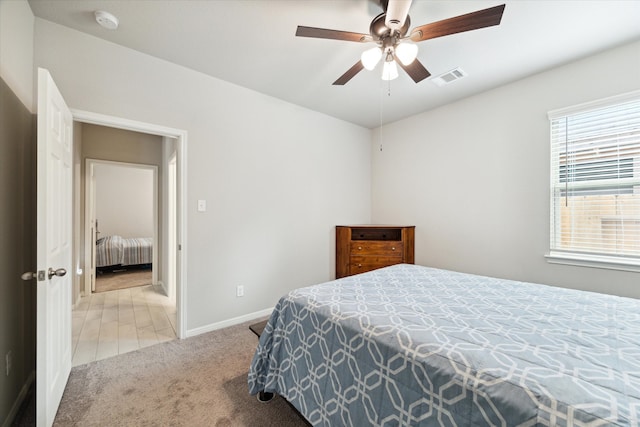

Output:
xmin=357 ymin=264 xmax=362 ymax=267
xmin=358 ymin=246 xmax=362 ymax=250
xmin=392 ymin=247 xmax=396 ymax=251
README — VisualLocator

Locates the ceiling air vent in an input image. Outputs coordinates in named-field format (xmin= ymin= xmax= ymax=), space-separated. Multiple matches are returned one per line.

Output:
xmin=431 ymin=68 xmax=467 ymax=86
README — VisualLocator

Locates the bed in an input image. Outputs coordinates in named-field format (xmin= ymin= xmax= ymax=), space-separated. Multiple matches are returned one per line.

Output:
xmin=96 ymin=235 xmax=153 ymax=269
xmin=248 ymin=263 xmax=640 ymax=426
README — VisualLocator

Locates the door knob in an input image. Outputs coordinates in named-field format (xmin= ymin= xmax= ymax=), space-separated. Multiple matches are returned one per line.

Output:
xmin=48 ymin=268 xmax=67 ymax=280
xmin=22 ymin=271 xmax=46 ymax=281
xmin=21 ymin=272 xmax=36 ymax=281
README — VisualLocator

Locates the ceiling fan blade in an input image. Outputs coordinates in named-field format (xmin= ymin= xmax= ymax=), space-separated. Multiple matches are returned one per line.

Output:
xmin=333 ymin=61 xmax=365 ymax=85
xmin=397 ymin=58 xmax=431 ymax=83
xmin=296 ymin=26 xmax=371 ymax=43
xmin=410 ymin=4 xmax=505 ymax=42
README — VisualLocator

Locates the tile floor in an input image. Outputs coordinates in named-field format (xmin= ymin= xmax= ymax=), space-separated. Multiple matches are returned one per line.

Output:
xmin=72 ymin=284 xmax=177 ymax=366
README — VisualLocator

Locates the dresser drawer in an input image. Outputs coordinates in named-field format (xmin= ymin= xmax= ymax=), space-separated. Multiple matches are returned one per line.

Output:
xmin=349 ymin=256 xmax=403 ymax=275
xmin=350 ymin=241 xmax=403 ymax=256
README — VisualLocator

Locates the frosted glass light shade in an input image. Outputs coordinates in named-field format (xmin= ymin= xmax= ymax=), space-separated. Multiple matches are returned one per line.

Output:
xmin=361 ymin=47 xmax=382 ymax=70
xmin=395 ymin=42 xmax=418 ymax=66
xmin=381 ymin=61 xmax=399 ymax=81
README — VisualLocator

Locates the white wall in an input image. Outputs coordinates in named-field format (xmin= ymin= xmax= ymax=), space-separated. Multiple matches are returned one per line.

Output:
xmin=94 ymin=164 xmax=154 ymax=238
xmin=372 ymin=39 xmax=640 ymax=299
xmin=0 ymin=0 xmax=34 ymax=112
xmin=34 ymin=19 xmax=372 ymax=332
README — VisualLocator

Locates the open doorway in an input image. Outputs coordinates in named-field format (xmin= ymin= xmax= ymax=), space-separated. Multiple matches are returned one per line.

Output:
xmin=70 ymin=110 xmax=187 ymax=365
xmin=87 ymin=160 xmax=157 ymax=294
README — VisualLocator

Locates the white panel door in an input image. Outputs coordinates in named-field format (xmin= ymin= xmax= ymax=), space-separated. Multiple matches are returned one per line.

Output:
xmin=36 ymin=68 xmax=73 ymax=427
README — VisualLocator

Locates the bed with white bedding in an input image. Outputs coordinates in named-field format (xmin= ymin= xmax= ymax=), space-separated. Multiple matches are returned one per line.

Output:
xmin=248 ymin=263 xmax=640 ymax=426
xmin=96 ymin=235 xmax=153 ymax=269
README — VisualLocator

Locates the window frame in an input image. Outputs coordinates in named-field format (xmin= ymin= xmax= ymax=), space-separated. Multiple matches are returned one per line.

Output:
xmin=546 ymin=90 xmax=640 ymax=272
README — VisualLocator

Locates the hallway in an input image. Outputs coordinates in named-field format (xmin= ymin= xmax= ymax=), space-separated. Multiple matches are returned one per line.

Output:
xmin=72 ymin=284 xmax=176 ymax=366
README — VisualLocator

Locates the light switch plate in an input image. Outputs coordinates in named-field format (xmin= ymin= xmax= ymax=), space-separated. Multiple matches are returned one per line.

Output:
xmin=197 ymin=199 xmax=206 ymax=212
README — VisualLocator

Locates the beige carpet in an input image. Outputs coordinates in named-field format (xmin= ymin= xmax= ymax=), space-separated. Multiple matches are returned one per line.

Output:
xmin=53 ymin=318 xmax=310 ymax=426
xmin=94 ymin=269 xmax=152 ymax=293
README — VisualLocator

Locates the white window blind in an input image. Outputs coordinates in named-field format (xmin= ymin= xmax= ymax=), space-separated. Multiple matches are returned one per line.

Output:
xmin=549 ymin=92 xmax=640 ymax=263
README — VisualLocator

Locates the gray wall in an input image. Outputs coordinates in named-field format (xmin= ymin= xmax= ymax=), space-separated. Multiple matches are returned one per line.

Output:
xmin=81 ymin=123 xmax=163 ymax=165
xmin=372 ymin=39 xmax=640 ymax=299
xmin=0 ymin=0 xmax=36 ymax=424
xmin=34 ymin=18 xmax=372 ymax=335
xmin=0 ymin=77 xmax=36 ymax=426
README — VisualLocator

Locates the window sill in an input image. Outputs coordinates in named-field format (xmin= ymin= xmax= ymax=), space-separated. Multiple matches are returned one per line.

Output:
xmin=545 ymin=252 xmax=640 ymax=273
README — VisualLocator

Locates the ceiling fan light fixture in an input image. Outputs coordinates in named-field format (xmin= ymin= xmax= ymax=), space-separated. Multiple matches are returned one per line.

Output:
xmin=381 ymin=60 xmax=399 ymax=81
xmin=395 ymin=42 xmax=418 ymax=66
xmin=361 ymin=47 xmax=382 ymax=71
xmin=295 ymin=3 xmax=506 ymax=86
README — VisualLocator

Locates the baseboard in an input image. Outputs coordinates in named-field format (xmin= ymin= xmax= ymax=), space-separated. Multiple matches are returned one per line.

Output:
xmin=2 ymin=370 xmax=35 ymax=427
xmin=153 ymin=280 xmax=168 ymax=295
xmin=185 ymin=307 xmax=273 ymax=338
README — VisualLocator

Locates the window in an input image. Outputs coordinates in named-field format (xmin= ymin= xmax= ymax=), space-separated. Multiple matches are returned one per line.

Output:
xmin=548 ymin=91 xmax=640 ymax=270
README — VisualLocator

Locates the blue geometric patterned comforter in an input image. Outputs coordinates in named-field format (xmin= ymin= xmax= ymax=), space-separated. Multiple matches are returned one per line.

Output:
xmin=248 ymin=264 xmax=640 ymax=426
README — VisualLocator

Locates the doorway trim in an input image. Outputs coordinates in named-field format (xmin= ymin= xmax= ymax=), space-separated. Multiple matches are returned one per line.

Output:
xmin=72 ymin=109 xmax=187 ymax=339
xmin=84 ymin=159 xmax=159 ymax=293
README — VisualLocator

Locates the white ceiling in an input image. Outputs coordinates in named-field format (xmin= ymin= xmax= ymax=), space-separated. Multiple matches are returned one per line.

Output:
xmin=27 ymin=0 xmax=640 ymax=129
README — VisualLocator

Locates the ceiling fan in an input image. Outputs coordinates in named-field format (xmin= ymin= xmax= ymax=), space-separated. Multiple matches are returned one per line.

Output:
xmin=295 ymin=0 xmax=506 ymax=85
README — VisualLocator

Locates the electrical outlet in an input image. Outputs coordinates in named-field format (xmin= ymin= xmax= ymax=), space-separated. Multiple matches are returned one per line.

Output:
xmin=236 ymin=285 xmax=244 ymax=297
xmin=6 ymin=351 xmax=12 ymax=376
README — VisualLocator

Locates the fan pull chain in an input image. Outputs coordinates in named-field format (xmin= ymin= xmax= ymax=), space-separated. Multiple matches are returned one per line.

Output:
xmin=379 ymin=80 xmax=393 ymax=151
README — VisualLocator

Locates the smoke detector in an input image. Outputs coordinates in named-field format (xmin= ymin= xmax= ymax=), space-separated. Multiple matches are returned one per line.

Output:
xmin=95 ymin=10 xmax=119 ymax=30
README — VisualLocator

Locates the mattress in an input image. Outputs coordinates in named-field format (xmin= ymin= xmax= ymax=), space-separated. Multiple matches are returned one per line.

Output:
xmin=248 ymin=263 xmax=640 ymax=426
xmin=96 ymin=235 xmax=153 ymax=268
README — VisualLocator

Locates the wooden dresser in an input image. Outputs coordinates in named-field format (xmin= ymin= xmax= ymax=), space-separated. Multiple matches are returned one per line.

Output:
xmin=336 ymin=225 xmax=415 ymax=278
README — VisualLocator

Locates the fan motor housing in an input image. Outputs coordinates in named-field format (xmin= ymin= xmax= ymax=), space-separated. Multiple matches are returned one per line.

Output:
xmin=370 ymin=13 xmax=411 ymax=40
